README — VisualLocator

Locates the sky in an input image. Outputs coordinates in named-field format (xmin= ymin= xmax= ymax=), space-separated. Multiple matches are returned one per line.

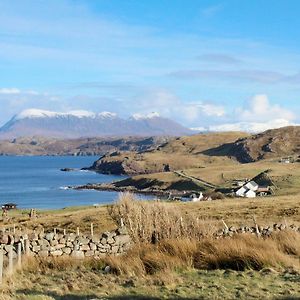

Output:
xmin=0 ymin=0 xmax=299 ymax=131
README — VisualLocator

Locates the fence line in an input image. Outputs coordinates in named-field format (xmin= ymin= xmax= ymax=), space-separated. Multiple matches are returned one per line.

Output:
xmin=0 ymin=241 xmax=25 ymax=285
xmin=0 ymin=222 xmax=131 ymax=285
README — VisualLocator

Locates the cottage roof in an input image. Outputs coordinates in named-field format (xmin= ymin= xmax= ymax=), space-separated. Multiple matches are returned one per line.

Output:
xmin=245 ymin=181 xmax=259 ymax=191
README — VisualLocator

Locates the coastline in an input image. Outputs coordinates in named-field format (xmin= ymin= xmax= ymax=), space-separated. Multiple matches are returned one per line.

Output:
xmin=72 ymin=183 xmax=186 ymax=198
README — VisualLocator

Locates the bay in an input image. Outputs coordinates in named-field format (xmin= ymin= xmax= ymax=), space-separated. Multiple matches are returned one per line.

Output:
xmin=0 ymin=156 xmax=131 ymax=209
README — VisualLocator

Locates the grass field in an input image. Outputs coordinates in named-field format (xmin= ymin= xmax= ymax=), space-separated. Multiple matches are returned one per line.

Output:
xmin=1 ymin=191 xmax=299 ymax=233
xmin=3 ymin=266 xmax=300 ymax=299
xmin=1 ymin=193 xmax=299 ymax=299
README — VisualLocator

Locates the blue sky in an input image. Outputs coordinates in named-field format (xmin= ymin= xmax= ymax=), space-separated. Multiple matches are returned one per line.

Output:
xmin=0 ymin=0 xmax=299 ymax=131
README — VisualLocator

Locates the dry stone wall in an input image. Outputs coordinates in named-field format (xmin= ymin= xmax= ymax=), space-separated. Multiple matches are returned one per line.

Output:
xmin=215 ymin=223 xmax=300 ymax=238
xmin=1 ymin=223 xmax=299 ymax=260
xmin=0 ymin=227 xmax=131 ymax=259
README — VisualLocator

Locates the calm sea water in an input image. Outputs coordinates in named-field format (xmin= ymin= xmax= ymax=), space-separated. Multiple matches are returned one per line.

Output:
xmin=0 ymin=156 xmax=133 ymax=209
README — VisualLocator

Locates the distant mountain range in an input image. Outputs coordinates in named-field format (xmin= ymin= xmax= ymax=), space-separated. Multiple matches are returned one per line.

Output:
xmin=0 ymin=109 xmax=192 ymax=139
xmin=0 ymin=136 xmax=169 ymax=156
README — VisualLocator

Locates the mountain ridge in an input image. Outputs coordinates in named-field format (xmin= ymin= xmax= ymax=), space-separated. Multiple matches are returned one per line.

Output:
xmin=0 ymin=109 xmax=192 ymax=139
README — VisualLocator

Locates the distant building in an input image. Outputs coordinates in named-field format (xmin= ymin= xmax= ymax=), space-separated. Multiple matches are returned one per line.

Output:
xmin=279 ymin=156 xmax=294 ymax=164
xmin=2 ymin=203 xmax=17 ymax=210
xmin=245 ymin=181 xmax=259 ymax=191
xmin=235 ymin=180 xmax=271 ymax=198
xmin=245 ymin=189 xmax=256 ymax=198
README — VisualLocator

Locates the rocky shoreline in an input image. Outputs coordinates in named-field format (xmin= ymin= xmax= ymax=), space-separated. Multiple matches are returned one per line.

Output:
xmin=72 ymin=183 xmax=187 ymax=198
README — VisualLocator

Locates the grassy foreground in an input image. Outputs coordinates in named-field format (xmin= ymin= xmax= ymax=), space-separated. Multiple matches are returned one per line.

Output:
xmin=0 ymin=194 xmax=299 ymax=299
xmin=2 ymin=192 xmax=299 ymax=233
xmin=2 ymin=265 xmax=300 ymax=299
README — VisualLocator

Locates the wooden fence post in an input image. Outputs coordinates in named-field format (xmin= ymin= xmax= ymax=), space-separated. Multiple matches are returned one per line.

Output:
xmin=76 ymin=227 xmax=80 ymax=236
xmin=222 ymin=219 xmax=229 ymax=231
xmin=253 ymin=215 xmax=260 ymax=237
xmin=0 ymin=246 xmax=3 ymax=285
xmin=63 ymin=229 xmax=66 ymax=235
xmin=8 ymin=246 xmax=13 ymax=275
xmin=17 ymin=243 xmax=22 ymax=269
xmin=90 ymin=223 xmax=94 ymax=237
xmin=25 ymin=239 xmax=30 ymax=256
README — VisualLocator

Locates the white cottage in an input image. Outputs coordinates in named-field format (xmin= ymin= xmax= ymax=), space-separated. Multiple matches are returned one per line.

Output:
xmin=245 ymin=181 xmax=259 ymax=191
xmin=236 ymin=180 xmax=259 ymax=198
xmin=236 ymin=186 xmax=247 ymax=197
xmin=245 ymin=189 xmax=256 ymax=198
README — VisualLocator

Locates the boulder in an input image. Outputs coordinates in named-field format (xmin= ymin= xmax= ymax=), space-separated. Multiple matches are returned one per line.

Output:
xmin=116 ymin=227 xmax=128 ymax=235
xmin=38 ymin=250 xmax=49 ymax=257
xmin=45 ymin=232 xmax=55 ymax=241
xmin=0 ymin=235 xmax=9 ymax=244
xmin=50 ymin=250 xmax=63 ymax=256
xmin=50 ymin=240 xmax=58 ymax=246
xmin=66 ymin=242 xmax=73 ymax=247
xmin=62 ymin=247 xmax=72 ymax=255
xmin=32 ymin=245 xmax=41 ymax=252
xmin=79 ymin=245 xmax=90 ymax=251
xmin=76 ymin=237 xmax=90 ymax=245
xmin=100 ymin=238 xmax=107 ymax=245
xmin=55 ymin=244 xmax=65 ymax=250
xmin=107 ymin=237 xmax=115 ymax=244
xmin=114 ymin=235 xmax=131 ymax=245
xmin=89 ymin=243 xmax=97 ymax=251
xmin=28 ymin=233 xmax=38 ymax=241
xmin=71 ymin=250 xmax=85 ymax=259
xmin=37 ymin=239 xmax=50 ymax=247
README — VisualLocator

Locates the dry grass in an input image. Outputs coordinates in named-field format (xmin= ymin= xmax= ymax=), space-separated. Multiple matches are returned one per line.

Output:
xmin=1 ymin=194 xmax=300 ymax=299
xmin=194 ymin=234 xmax=299 ymax=271
xmin=105 ymin=234 xmax=299 ymax=277
xmin=0 ymin=205 xmax=116 ymax=234
xmin=272 ymin=230 xmax=300 ymax=256
xmin=105 ymin=194 xmax=300 ymax=275
xmin=21 ymin=256 xmax=105 ymax=274
xmin=178 ymin=194 xmax=300 ymax=226
xmin=2 ymin=191 xmax=299 ymax=236
xmin=108 ymin=193 xmax=216 ymax=243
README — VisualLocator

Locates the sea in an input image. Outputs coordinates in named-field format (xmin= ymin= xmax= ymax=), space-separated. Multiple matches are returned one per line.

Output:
xmin=0 ymin=156 xmax=146 ymax=210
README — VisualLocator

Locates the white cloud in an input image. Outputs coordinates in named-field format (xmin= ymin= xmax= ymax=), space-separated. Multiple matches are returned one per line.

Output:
xmin=132 ymin=89 xmax=226 ymax=124
xmin=237 ymin=94 xmax=295 ymax=122
xmin=204 ymin=119 xmax=296 ymax=133
xmin=198 ymin=103 xmax=225 ymax=117
xmin=192 ymin=94 xmax=298 ymax=133
xmin=0 ymin=88 xmax=21 ymax=94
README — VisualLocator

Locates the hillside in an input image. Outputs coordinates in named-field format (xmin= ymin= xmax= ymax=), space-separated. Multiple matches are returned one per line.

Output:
xmin=85 ymin=127 xmax=300 ymax=196
xmin=0 ymin=109 xmax=192 ymax=139
xmin=0 ymin=136 xmax=169 ymax=156
xmin=88 ymin=132 xmax=249 ymax=175
xmin=203 ymin=126 xmax=300 ymax=163
xmin=88 ymin=126 xmax=300 ymax=176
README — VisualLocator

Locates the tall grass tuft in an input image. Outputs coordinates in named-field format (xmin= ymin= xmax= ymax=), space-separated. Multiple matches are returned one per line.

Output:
xmin=194 ymin=234 xmax=298 ymax=271
xmin=108 ymin=192 xmax=216 ymax=243
xmin=104 ymin=235 xmax=299 ymax=276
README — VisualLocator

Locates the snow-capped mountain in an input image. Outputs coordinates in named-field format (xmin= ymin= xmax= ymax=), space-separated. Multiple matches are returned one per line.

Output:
xmin=0 ymin=109 xmax=192 ymax=139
